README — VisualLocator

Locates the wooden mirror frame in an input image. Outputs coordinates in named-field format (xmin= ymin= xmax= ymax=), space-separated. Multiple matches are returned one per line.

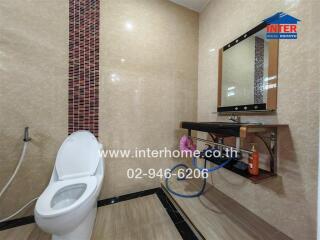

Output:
xmin=217 ymin=23 xmax=279 ymax=113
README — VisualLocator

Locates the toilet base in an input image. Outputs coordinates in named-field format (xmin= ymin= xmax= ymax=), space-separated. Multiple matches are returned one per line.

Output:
xmin=52 ymin=206 xmax=97 ymax=240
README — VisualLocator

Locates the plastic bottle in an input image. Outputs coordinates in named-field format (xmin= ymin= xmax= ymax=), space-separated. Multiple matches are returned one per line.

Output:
xmin=249 ymin=144 xmax=259 ymax=176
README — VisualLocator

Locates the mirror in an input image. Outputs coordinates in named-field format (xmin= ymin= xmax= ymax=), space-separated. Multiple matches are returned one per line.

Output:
xmin=218 ymin=23 xmax=279 ymax=112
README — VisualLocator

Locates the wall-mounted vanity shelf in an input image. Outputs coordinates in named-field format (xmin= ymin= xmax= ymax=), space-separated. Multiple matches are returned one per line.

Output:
xmin=181 ymin=121 xmax=287 ymax=183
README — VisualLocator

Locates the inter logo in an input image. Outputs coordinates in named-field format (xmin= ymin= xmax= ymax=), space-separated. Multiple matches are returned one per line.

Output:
xmin=263 ymin=12 xmax=301 ymax=39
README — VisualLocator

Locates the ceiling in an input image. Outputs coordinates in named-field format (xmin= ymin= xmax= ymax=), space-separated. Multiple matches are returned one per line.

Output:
xmin=169 ymin=0 xmax=210 ymax=12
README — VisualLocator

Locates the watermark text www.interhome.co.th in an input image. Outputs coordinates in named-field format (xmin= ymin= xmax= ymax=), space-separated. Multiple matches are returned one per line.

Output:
xmin=99 ymin=147 xmax=238 ymax=159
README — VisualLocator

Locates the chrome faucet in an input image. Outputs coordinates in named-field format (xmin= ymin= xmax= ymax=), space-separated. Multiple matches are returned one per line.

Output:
xmin=229 ymin=114 xmax=241 ymax=123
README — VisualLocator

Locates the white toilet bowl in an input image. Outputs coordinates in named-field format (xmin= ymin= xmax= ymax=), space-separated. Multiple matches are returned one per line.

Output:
xmin=35 ymin=131 xmax=104 ymax=240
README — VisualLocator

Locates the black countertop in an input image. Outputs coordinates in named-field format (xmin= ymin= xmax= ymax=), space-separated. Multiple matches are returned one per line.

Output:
xmin=180 ymin=121 xmax=286 ymax=137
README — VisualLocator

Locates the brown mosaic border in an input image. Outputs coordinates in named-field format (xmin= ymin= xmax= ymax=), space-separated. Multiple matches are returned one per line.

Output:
xmin=68 ymin=0 xmax=99 ymax=137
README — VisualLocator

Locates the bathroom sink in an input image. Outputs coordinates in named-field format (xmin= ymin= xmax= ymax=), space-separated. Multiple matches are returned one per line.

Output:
xmin=181 ymin=121 xmax=262 ymax=137
xmin=200 ymin=121 xmax=239 ymax=125
xmin=200 ymin=121 xmax=263 ymax=125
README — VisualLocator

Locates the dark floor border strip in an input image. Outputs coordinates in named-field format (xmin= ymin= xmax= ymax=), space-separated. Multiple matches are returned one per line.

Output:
xmin=161 ymin=185 xmax=205 ymax=240
xmin=0 ymin=215 xmax=34 ymax=231
xmin=97 ymin=187 xmax=158 ymax=207
xmin=0 ymin=188 xmax=158 ymax=231
xmin=156 ymin=188 xmax=199 ymax=240
xmin=0 ymin=187 xmax=199 ymax=240
xmin=98 ymin=187 xmax=199 ymax=239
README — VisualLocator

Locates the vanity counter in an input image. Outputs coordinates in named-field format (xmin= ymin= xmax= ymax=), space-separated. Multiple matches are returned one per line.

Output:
xmin=181 ymin=121 xmax=287 ymax=137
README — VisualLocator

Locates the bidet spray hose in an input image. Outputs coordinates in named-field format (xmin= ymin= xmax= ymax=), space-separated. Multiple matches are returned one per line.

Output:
xmin=0 ymin=129 xmax=38 ymax=223
xmin=0 ymin=142 xmax=28 ymax=199
xmin=0 ymin=198 xmax=38 ymax=223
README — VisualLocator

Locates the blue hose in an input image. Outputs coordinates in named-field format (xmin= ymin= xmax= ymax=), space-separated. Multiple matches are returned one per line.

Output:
xmin=165 ymin=162 xmax=207 ymax=198
xmin=192 ymin=156 xmax=233 ymax=173
xmin=165 ymin=155 xmax=233 ymax=198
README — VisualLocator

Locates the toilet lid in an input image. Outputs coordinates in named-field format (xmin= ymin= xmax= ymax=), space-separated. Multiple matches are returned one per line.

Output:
xmin=56 ymin=131 xmax=101 ymax=180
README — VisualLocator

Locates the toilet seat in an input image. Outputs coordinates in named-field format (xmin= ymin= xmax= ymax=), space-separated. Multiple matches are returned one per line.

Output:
xmin=36 ymin=176 xmax=97 ymax=218
xmin=55 ymin=131 xmax=101 ymax=180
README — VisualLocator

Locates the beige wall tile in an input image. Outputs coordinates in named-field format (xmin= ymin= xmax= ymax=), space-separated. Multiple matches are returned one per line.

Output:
xmin=99 ymin=0 xmax=199 ymax=198
xmin=0 ymin=0 xmax=68 ymax=219
xmin=198 ymin=0 xmax=320 ymax=239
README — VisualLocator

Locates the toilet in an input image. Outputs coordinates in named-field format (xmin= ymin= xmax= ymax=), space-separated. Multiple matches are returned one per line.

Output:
xmin=35 ymin=131 xmax=104 ymax=240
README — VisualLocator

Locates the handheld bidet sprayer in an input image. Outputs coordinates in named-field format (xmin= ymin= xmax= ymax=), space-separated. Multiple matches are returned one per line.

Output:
xmin=23 ymin=127 xmax=32 ymax=142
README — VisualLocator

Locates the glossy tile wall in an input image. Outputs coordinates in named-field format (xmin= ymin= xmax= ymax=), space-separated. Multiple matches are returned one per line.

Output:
xmin=198 ymin=0 xmax=319 ymax=239
xmin=0 ymin=0 xmax=68 ymax=219
xmin=99 ymin=0 xmax=198 ymax=198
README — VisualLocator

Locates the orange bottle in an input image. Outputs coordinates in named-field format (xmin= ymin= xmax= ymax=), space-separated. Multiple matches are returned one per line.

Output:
xmin=248 ymin=144 xmax=259 ymax=176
